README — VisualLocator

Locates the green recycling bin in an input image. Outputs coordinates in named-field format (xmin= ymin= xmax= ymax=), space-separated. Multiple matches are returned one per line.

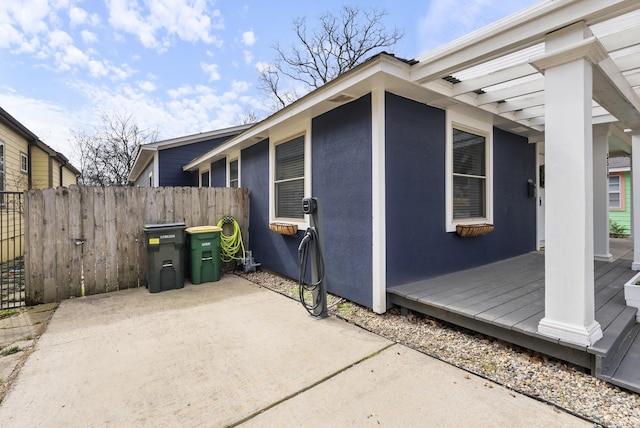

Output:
xmin=143 ymin=222 xmax=186 ymax=293
xmin=186 ymin=226 xmax=222 ymax=284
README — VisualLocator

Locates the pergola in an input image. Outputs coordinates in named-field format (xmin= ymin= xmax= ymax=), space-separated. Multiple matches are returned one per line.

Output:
xmin=409 ymin=0 xmax=640 ymax=346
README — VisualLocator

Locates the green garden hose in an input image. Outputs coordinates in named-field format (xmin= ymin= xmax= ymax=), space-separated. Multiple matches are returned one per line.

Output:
xmin=217 ymin=216 xmax=246 ymax=262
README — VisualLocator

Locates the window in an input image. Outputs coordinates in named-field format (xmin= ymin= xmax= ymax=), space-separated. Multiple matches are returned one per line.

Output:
xmin=201 ymin=171 xmax=210 ymax=187
xmin=445 ymin=109 xmax=493 ymax=232
xmin=452 ymin=128 xmax=486 ymax=219
xmin=148 ymin=172 xmax=153 ymax=187
xmin=229 ymin=159 xmax=239 ymax=188
xmin=20 ymin=152 xmax=28 ymax=174
xmin=609 ymin=173 xmax=625 ymax=210
xmin=274 ymin=136 xmax=304 ymax=219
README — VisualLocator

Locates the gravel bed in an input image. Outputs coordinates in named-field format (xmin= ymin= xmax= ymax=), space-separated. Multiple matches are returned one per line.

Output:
xmin=237 ymin=270 xmax=640 ymax=428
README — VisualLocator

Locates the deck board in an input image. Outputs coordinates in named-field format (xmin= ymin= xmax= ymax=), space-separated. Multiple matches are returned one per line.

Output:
xmin=387 ymin=248 xmax=636 ymax=367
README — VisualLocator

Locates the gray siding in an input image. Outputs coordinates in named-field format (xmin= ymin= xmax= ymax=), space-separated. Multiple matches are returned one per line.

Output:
xmin=134 ymin=159 xmax=154 ymax=187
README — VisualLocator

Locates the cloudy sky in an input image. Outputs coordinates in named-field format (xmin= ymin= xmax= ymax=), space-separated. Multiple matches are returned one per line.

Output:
xmin=0 ymin=0 xmax=539 ymax=166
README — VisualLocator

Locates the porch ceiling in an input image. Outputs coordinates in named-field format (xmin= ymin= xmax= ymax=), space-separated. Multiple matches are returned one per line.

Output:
xmin=410 ymin=0 xmax=640 ymax=141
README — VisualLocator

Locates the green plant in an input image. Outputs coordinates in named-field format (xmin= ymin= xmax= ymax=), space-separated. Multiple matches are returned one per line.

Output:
xmin=0 ymin=309 xmax=19 ymax=320
xmin=337 ymin=302 xmax=356 ymax=317
xmin=609 ymin=220 xmax=627 ymax=237
xmin=0 ymin=346 xmax=20 ymax=356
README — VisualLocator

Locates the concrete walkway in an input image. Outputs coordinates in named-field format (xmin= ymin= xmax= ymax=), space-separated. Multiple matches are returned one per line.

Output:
xmin=0 ymin=276 xmax=590 ymax=427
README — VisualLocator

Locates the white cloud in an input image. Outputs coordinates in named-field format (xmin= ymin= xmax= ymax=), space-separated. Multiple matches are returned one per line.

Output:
xmin=138 ymin=80 xmax=156 ymax=92
xmin=0 ymin=91 xmax=81 ymax=163
xmin=417 ymin=0 xmax=538 ymax=52
xmin=106 ymin=0 xmax=224 ymax=51
xmin=201 ymin=62 xmax=221 ymax=81
xmin=69 ymin=6 xmax=88 ymax=27
xmin=243 ymin=50 xmax=252 ymax=65
xmin=231 ymin=80 xmax=250 ymax=93
xmin=81 ymin=29 xmax=97 ymax=44
xmin=255 ymin=61 xmax=273 ymax=74
xmin=48 ymin=29 xmax=73 ymax=47
xmin=241 ymin=30 xmax=255 ymax=46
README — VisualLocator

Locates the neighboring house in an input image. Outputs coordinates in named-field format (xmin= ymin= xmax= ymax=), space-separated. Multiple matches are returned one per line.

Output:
xmin=608 ymin=156 xmax=631 ymax=235
xmin=0 ymin=106 xmax=79 ymax=191
xmin=128 ymin=124 xmax=252 ymax=187
xmin=0 ymin=106 xmax=80 ymax=262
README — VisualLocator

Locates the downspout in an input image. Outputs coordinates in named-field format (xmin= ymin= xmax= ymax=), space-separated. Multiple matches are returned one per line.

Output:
xmin=27 ymin=142 xmax=33 ymax=189
xmin=59 ymin=159 xmax=67 ymax=187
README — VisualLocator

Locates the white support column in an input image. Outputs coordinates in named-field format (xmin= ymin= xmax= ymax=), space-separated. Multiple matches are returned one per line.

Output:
xmin=593 ymin=125 xmax=611 ymax=261
xmin=532 ymin=22 xmax=603 ymax=346
xmin=632 ymin=132 xmax=640 ymax=270
xmin=371 ymin=87 xmax=386 ymax=313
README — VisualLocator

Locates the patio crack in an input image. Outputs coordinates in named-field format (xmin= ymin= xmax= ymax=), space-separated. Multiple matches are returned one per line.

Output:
xmin=226 ymin=342 xmax=396 ymax=427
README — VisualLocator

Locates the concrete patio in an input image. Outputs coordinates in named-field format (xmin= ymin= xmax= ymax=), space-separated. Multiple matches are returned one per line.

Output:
xmin=0 ymin=275 xmax=588 ymax=427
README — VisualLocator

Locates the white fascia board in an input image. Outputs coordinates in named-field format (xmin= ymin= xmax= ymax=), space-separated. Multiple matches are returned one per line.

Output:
xmin=150 ymin=124 xmax=253 ymax=152
xmin=609 ymin=167 xmax=630 ymax=172
xmin=128 ymin=145 xmax=157 ymax=182
xmin=411 ymin=0 xmax=637 ymax=84
xmin=183 ymin=54 xmax=412 ymax=172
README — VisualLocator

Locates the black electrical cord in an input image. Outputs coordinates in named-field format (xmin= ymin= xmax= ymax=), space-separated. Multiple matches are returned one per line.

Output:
xmin=297 ymin=227 xmax=325 ymax=317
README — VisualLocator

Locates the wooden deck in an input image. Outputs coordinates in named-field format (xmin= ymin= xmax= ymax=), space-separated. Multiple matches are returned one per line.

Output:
xmin=387 ymin=240 xmax=640 ymax=392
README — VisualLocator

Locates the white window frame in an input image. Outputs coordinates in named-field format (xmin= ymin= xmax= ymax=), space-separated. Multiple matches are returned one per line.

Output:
xmin=269 ymin=121 xmax=311 ymax=228
xmin=227 ymin=154 xmax=240 ymax=188
xmin=445 ymin=109 xmax=493 ymax=232
xmin=608 ymin=172 xmax=624 ymax=210
xmin=20 ymin=152 xmax=28 ymax=174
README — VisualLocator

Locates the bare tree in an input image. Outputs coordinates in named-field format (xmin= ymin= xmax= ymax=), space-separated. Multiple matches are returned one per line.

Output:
xmin=258 ymin=6 xmax=403 ymax=109
xmin=233 ymin=108 xmax=260 ymax=126
xmin=73 ymin=110 xmax=158 ymax=186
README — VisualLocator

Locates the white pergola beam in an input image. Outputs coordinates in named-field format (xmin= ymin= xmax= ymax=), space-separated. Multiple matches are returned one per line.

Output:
xmin=594 ymin=58 xmax=640 ymax=129
xmin=497 ymin=93 xmax=545 ymax=113
xmin=477 ymin=79 xmax=544 ymax=105
xmin=452 ymin=63 xmax=538 ymax=96
xmin=411 ymin=0 xmax=640 ymax=85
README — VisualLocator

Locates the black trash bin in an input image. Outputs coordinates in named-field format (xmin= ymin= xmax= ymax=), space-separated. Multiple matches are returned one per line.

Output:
xmin=143 ymin=222 xmax=186 ymax=293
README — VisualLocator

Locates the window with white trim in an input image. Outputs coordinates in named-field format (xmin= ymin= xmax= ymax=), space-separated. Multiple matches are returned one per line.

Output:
xmin=609 ymin=173 xmax=624 ymax=210
xmin=446 ymin=109 xmax=493 ymax=232
xmin=20 ymin=152 xmax=28 ymax=174
xmin=274 ymin=136 xmax=305 ymax=219
xmin=229 ymin=159 xmax=239 ymax=188
xmin=453 ymin=128 xmax=487 ymax=219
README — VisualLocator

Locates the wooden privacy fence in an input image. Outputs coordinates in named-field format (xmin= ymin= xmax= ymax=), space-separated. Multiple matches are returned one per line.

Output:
xmin=24 ymin=186 xmax=249 ymax=305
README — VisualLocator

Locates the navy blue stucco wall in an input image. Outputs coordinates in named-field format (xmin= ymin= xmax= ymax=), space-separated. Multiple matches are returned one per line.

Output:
xmin=158 ymin=136 xmax=232 ymax=186
xmin=385 ymin=92 xmax=536 ymax=288
xmin=241 ymin=139 xmax=304 ymax=280
xmin=211 ymin=159 xmax=226 ymax=187
xmin=240 ymin=95 xmax=373 ymax=307
xmin=312 ymin=94 xmax=373 ymax=307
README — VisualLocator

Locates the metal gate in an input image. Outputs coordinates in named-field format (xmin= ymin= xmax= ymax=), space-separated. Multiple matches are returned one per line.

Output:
xmin=0 ymin=191 xmax=25 ymax=309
